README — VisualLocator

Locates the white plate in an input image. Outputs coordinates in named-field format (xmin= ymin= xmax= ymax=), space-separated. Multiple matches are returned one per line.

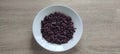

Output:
xmin=32 ymin=5 xmax=83 ymax=52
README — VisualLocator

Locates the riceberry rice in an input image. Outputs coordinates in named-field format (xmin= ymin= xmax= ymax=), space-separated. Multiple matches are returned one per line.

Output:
xmin=41 ymin=12 xmax=76 ymax=44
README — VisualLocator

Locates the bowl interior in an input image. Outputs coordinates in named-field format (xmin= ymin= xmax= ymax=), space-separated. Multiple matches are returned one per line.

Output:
xmin=33 ymin=5 xmax=83 ymax=52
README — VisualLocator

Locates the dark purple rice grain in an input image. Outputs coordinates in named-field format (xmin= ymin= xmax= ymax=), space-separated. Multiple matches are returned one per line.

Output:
xmin=41 ymin=12 xmax=76 ymax=44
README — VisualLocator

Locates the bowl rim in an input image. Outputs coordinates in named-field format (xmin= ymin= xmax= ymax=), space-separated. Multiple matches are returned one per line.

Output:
xmin=32 ymin=4 xmax=83 ymax=52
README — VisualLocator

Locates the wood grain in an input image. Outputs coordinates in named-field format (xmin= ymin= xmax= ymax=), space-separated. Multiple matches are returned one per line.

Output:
xmin=0 ymin=0 xmax=120 ymax=54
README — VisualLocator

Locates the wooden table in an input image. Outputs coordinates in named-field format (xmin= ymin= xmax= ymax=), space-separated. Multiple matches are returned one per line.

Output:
xmin=0 ymin=0 xmax=120 ymax=54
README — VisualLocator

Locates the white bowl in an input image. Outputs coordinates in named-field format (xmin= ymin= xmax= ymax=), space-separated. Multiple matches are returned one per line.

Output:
xmin=32 ymin=5 xmax=83 ymax=52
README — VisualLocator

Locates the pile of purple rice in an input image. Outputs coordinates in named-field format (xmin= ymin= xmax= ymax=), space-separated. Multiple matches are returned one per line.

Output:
xmin=41 ymin=12 xmax=76 ymax=44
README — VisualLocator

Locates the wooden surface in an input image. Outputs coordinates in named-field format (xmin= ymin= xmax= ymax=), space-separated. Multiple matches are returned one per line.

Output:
xmin=0 ymin=0 xmax=120 ymax=54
